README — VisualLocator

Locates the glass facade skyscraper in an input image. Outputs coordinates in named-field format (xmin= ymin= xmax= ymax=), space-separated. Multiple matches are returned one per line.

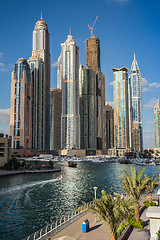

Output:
xmin=60 ymin=35 xmax=80 ymax=149
xmin=154 ymin=99 xmax=160 ymax=148
xmin=10 ymin=58 xmax=32 ymax=150
xmin=79 ymin=65 xmax=97 ymax=150
xmin=129 ymin=54 xmax=143 ymax=151
xmin=50 ymin=88 xmax=62 ymax=150
xmin=113 ymin=67 xmax=132 ymax=155
xmin=32 ymin=17 xmax=50 ymax=150
xmin=28 ymin=55 xmax=44 ymax=150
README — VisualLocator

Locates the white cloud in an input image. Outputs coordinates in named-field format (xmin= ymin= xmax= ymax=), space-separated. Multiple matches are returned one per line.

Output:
xmin=142 ymin=87 xmax=150 ymax=92
xmin=0 ymin=62 xmax=5 ymax=67
xmin=106 ymin=101 xmax=114 ymax=108
xmin=0 ymin=109 xmax=10 ymax=124
xmin=141 ymin=78 xmax=148 ymax=86
xmin=52 ymin=61 xmax=58 ymax=67
xmin=109 ymin=82 xmax=113 ymax=86
xmin=146 ymin=121 xmax=154 ymax=124
xmin=143 ymin=97 xmax=158 ymax=109
xmin=145 ymin=136 xmax=153 ymax=140
xmin=144 ymin=130 xmax=151 ymax=133
xmin=0 ymin=52 xmax=4 ymax=58
xmin=0 ymin=68 xmax=9 ymax=72
xmin=141 ymin=77 xmax=160 ymax=91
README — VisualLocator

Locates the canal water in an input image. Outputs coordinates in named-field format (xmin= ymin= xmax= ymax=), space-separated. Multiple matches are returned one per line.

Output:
xmin=0 ymin=161 xmax=159 ymax=240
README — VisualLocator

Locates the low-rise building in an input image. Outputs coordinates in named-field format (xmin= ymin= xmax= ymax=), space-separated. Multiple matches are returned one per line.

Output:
xmin=0 ymin=133 xmax=12 ymax=167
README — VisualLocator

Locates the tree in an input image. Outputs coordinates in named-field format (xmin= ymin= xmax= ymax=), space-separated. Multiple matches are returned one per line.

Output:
xmin=120 ymin=167 xmax=149 ymax=221
xmin=146 ymin=175 xmax=160 ymax=203
xmin=89 ymin=190 xmax=133 ymax=240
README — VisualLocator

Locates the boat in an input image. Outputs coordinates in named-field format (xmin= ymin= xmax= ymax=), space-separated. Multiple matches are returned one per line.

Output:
xmin=56 ymin=175 xmax=63 ymax=181
xmin=68 ymin=161 xmax=77 ymax=167
xmin=119 ymin=158 xmax=129 ymax=164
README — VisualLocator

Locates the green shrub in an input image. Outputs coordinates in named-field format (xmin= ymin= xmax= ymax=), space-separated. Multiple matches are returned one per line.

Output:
xmin=128 ymin=214 xmax=144 ymax=228
xmin=157 ymin=230 xmax=160 ymax=240
xmin=143 ymin=200 xmax=156 ymax=208
xmin=117 ymin=222 xmax=129 ymax=239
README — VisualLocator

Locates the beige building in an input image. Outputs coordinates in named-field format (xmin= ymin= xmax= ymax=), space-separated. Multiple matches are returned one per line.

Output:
xmin=0 ymin=134 xmax=12 ymax=167
xmin=50 ymin=88 xmax=62 ymax=150
xmin=10 ymin=58 xmax=32 ymax=151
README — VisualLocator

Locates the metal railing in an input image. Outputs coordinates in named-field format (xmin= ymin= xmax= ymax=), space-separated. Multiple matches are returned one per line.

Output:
xmin=25 ymin=201 xmax=93 ymax=240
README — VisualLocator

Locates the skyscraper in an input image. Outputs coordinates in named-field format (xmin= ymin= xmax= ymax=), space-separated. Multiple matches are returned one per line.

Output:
xmin=106 ymin=104 xmax=114 ymax=150
xmin=60 ymin=35 xmax=80 ymax=149
xmin=129 ymin=54 xmax=143 ymax=151
xmin=10 ymin=58 xmax=32 ymax=151
xmin=79 ymin=65 xmax=97 ymax=150
xmin=154 ymin=99 xmax=160 ymax=148
xmin=28 ymin=54 xmax=44 ymax=150
xmin=86 ymin=37 xmax=100 ymax=73
xmin=57 ymin=53 xmax=62 ymax=89
xmin=101 ymin=73 xmax=106 ymax=151
xmin=86 ymin=35 xmax=106 ymax=151
xmin=113 ymin=67 xmax=131 ymax=156
xmin=50 ymin=88 xmax=62 ymax=150
xmin=32 ymin=16 xmax=50 ymax=150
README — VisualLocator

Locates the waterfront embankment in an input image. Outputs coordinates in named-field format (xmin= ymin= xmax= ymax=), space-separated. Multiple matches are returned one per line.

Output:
xmin=0 ymin=168 xmax=61 ymax=177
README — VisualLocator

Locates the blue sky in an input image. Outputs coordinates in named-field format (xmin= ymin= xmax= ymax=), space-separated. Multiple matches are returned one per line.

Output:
xmin=0 ymin=0 xmax=160 ymax=149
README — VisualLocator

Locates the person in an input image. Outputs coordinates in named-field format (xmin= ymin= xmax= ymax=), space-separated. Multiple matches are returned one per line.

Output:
xmin=121 ymin=194 xmax=124 ymax=201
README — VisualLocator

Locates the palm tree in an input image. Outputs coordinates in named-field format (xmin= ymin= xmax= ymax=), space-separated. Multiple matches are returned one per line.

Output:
xmin=146 ymin=175 xmax=160 ymax=203
xmin=89 ymin=190 xmax=133 ymax=240
xmin=120 ymin=166 xmax=149 ymax=221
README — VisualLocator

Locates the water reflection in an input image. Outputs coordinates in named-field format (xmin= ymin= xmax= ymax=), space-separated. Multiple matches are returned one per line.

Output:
xmin=0 ymin=162 xmax=159 ymax=240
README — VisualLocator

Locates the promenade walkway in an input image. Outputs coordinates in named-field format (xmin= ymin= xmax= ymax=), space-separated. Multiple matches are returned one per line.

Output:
xmin=51 ymin=212 xmax=111 ymax=240
xmin=50 ymin=194 xmax=158 ymax=240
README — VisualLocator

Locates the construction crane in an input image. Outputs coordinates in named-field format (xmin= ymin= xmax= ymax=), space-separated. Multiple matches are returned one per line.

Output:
xmin=88 ymin=16 xmax=98 ymax=38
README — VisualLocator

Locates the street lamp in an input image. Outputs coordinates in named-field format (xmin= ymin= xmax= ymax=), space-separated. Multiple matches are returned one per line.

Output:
xmin=93 ymin=186 xmax=98 ymax=199
xmin=93 ymin=187 xmax=98 ymax=223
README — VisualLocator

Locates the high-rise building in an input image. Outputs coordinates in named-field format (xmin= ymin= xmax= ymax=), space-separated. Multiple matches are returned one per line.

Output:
xmin=60 ymin=35 xmax=80 ymax=149
xmin=50 ymin=88 xmax=62 ymax=150
xmin=28 ymin=55 xmax=44 ymax=150
xmin=79 ymin=65 xmax=97 ymax=150
xmin=101 ymin=72 xmax=106 ymax=151
xmin=132 ymin=122 xmax=141 ymax=151
xmin=32 ymin=16 xmax=50 ymax=150
xmin=113 ymin=67 xmax=132 ymax=156
xmin=106 ymin=104 xmax=114 ymax=150
xmin=129 ymin=54 xmax=143 ymax=151
xmin=86 ymin=37 xmax=100 ymax=73
xmin=57 ymin=53 xmax=62 ymax=89
xmin=10 ymin=58 xmax=32 ymax=150
xmin=154 ymin=99 xmax=160 ymax=148
xmin=86 ymin=35 xmax=106 ymax=151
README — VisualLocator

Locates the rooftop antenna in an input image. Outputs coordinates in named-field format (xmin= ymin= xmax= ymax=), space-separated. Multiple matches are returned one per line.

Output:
xmin=41 ymin=12 xmax=42 ymax=19
xmin=69 ymin=27 xmax=71 ymax=35
xmin=88 ymin=16 xmax=98 ymax=38
xmin=134 ymin=53 xmax=136 ymax=61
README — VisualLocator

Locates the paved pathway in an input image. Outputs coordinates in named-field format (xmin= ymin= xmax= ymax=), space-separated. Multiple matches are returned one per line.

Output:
xmin=50 ymin=194 xmax=158 ymax=240
xmin=51 ymin=212 xmax=111 ymax=240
